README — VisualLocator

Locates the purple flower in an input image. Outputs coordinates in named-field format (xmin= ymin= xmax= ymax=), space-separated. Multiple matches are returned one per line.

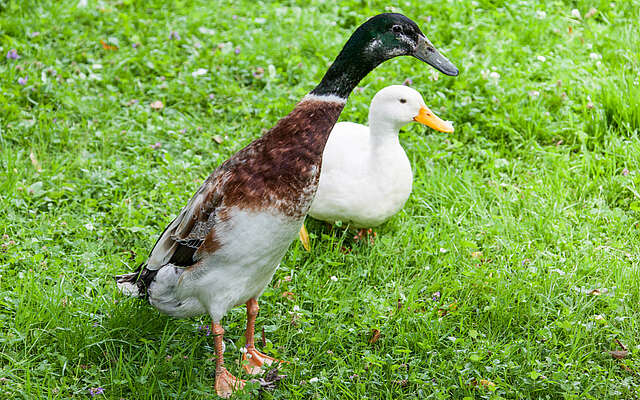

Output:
xmin=6 ymin=49 xmax=19 ymax=60
xmin=52 ymin=118 xmax=57 ymax=124
xmin=89 ymin=387 xmax=104 ymax=397
xmin=208 ymin=94 xmax=215 ymax=100
xmin=234 ymin=47 xmax=240 ymax=55
xmin=93 ymin=321 xmax=99 ymax=327
xmin=18 ymin=76 xmax=27 ymax=85
xmin=403 ymin=78 xmax=413 ymax=86
xmin=198 ymin=324 xmax=211 ymax=336
xmin=169 ymin=31 xmax=180 ymax=40
xmin=132 ymin=43 xmax=139 ymax=48
xmin=232 ymin=15 xmax=238 ymax=20
xmin=150 ymin=142 xmax=162 ymax=150
xmin=431 ymin=291 xmax=441 ymax=301
xmin=180 ymin=128 xmax=187 ymax=134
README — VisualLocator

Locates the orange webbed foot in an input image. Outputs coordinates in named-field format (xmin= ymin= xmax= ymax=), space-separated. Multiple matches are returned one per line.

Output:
xmin=215 ymin=367 xmax=245 ymax=398
xmin=242 ymin=346 xmax=285 ymax=375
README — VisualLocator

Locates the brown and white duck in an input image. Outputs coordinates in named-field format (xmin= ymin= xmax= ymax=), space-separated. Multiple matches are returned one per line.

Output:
xmin=116 ymin=13 xmax=458 ymax=398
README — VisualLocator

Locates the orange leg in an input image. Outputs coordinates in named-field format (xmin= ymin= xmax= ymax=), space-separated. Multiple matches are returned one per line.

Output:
xmin=212 ymin=322 xmax=244 ymax=398
xmin=242 ymin=299 xmax=283 ymax=375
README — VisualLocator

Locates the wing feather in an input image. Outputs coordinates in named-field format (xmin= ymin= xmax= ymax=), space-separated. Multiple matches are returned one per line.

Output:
xmin=145 ymin=172 xmax=225 ymax=269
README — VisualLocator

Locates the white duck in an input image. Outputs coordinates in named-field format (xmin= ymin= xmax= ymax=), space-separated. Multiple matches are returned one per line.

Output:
xmin=303 ymin=85 xmax=453 ymax=241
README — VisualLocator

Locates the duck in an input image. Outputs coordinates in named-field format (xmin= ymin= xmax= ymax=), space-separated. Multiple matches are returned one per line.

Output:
xmin=300 ymin=85 xmax=453 ymax=244
xmin=115 ymin=13 xmax=458 ymax=398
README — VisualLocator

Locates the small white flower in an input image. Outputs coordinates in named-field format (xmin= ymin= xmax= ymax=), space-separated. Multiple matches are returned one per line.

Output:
xmin=571 ymin=9 xmax=581 ymax=19
xmin=293 ymin=305 xmax=301 ymax=312
xmin=529 ymin=90 xmax=540 ymax=98
xmin=447 ymin=336 xmax=457 ymax=342
xmin=589 ymin=52 xmax=601 ymax=60
xmin=191 ymin=68 xmax=208 ymax=77
xmin=489 ymin=71 xmax=500 ymax=80
xmin=439 ymin=248 xmax=448 ymax=253
xmin=330 ymin=275 xmax=338 ymax=282
xmin=536 ymin=55 xmax=546 ymax=62
xmin=309 ymin=377 xmax=319 ymax=383
xmin=536 ymin=10 xmax=547 ymax=19
xmin=198 ymin=27 xmax=216 ymax=35
xmin=429 ymin=70 xmax=439 ymax=81
xmin=84 ymin=223 xmax=94 ymax=231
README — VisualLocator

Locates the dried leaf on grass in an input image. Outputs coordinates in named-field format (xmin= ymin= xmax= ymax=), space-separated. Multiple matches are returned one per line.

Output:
xmin=100 ymin=39 xmax=118 ymax=51
xmin=369 ymin=329 xmax=381 ymax=344
xmin=609 ymin=350 xmax=629 ymax=360
xmin=150 ymin=100 xmax=164 ymax=110
xmin=249 ymin=367 xmax=286 ymax=392
xmin=471 ymin=378 xmax=496 ymax=388
xmin=212 ymin=135 xmax=224 ymax=144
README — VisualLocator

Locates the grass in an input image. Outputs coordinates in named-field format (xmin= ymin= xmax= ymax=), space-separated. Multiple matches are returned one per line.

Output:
xmin=1 ymin=0 xmax=639 ymax=398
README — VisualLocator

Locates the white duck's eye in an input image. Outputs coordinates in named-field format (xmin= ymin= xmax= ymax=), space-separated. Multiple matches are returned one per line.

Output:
xmin=392 ymin=25 xmax=403 ymax=33
xmin=399 ymin=98 xmax=407 ymax=104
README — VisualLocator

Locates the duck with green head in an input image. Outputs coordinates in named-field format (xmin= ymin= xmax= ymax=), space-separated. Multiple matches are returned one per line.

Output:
xmin=116 ymin=13 xmax=457 ymax=398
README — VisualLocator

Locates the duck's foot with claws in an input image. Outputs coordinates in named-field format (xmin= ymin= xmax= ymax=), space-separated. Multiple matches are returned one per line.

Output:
xmin=242 ymin=346 xmax=281 ymax=375
xmin=215 ymin=367 xmax=245 ymax=398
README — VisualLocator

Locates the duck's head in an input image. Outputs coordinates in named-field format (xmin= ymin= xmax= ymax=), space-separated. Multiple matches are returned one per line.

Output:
xmin=369 ymin=85 xmax=454 ymax=133
xmin=311 ymin=13 xmax=458 ymax=99
xmin=355 ymin=13 xmax=459 ymax=76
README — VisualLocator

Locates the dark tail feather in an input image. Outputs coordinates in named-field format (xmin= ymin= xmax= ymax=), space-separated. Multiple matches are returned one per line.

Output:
xmin=115 ymin=263 xmax=159 ymax=298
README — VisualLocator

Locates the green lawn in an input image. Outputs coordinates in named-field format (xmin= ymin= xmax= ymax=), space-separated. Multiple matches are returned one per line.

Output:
xmin=1 ymin=0 xmax=639 ymax=398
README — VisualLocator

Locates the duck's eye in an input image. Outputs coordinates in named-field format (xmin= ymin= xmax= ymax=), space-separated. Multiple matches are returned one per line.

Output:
xmin=392 ymin=25 xmax=403 ymax=34
xmin=399 ymin=98 xmax=407 ymax=104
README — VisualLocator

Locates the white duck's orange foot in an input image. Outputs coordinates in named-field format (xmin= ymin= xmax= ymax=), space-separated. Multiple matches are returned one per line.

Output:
xmin=353 ymin=228 xmax=377 ymax=244
xmin=215 ymin=367 xmax=245 ymax=398
xmin=242 ymin=347 xmax=284 ymax=375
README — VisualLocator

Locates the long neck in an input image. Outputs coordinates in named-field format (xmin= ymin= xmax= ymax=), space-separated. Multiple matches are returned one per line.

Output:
xmin=310 ymin=35 xmax=382 ymax=99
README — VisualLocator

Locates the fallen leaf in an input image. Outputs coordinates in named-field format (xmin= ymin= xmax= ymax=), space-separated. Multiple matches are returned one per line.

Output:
xmin=392 ymin=379 xmax=408 ymax=387
xmin=212 ymin=135 xmax=224 ymax=144
xmin=150 ymin=100 xmax=164 ymax=110
xmin=261 ymin=326 xmax=266 ymax=347
xmin=587 ymin=289 xmax=601 ymax=296
xmin=471 ymin=378 xmax=496 ymax=388
xmin=479 ymin=379 xmax=496 ymax=388
xmin=29 ymin=151 xmax=42 ymax=172
xmin=369 ymin=329 xmax=381 ymax=344
xmin=609 ymin=350 xmax=629 ymax=360
xmin=471 ymin=251 xmax=483 ymax=258
xmin=100 ymin=39 xmax=118 ymax=51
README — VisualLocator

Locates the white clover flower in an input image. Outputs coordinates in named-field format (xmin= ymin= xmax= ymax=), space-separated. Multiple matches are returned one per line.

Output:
xmin=192 ymin=68 xmax=208 ymax=77
xmin=537 ymin=55 xmax=546 ymax=62
xmin=571 ymin=9 xmax=581 ymax=18
xmin=330 ymin=276 xmax=338 ymax=282
xmin=536 ymin=10 xmax=547 ymax=19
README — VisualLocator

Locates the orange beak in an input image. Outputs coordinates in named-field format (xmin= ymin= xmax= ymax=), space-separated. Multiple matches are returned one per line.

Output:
xmin=413 ymin=106 xmax=454 ymax=133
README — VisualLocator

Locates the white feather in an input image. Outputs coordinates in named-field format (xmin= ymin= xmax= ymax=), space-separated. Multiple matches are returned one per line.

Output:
xmin=147 ymin=207 xmax=301 ymax=321
xmin=309 ymin=85 xmax=442 ymax=228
